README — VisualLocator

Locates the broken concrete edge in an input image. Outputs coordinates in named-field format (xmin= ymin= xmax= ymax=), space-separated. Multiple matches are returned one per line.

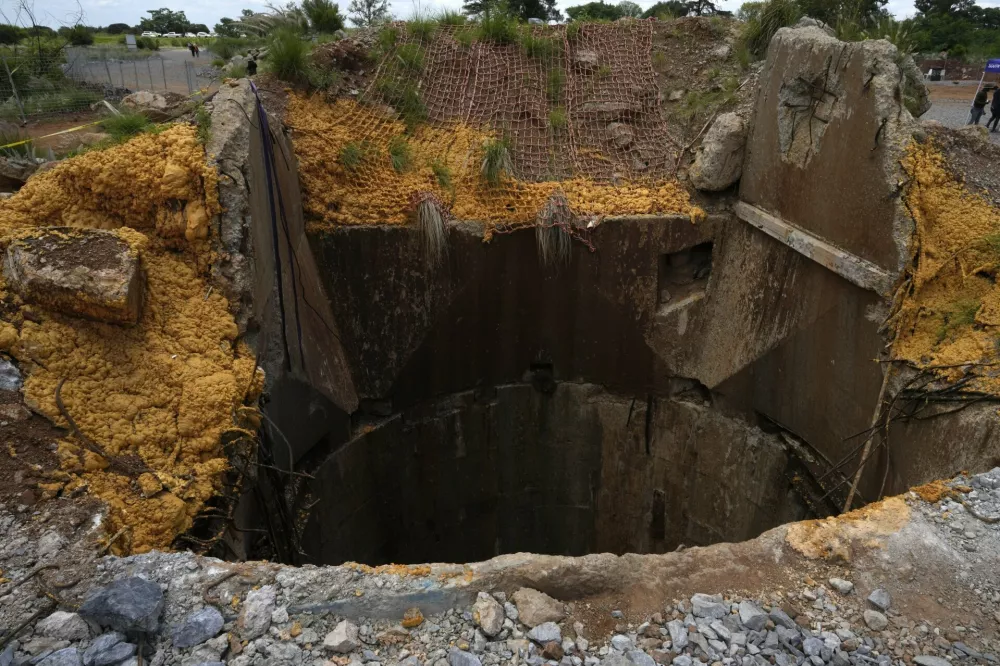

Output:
xmin=733 ymin=201 xmax=894 ymax=295
xmin=2 ymin=226 xmax=147 ymax=326
xmin=206 ymin=79 xmax=257 ymax=335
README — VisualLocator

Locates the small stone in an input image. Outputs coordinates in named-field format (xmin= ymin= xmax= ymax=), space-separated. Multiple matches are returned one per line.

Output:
xmin=324 ymin=620 xmax=361 ymax=654
xmin=78 ymin=577 xmax=164 ymax=633
xmin=403 ymin=608 xmax=424 ymax=628
xmin=828 ymin=579 xmax=854 ymax=595
xmin=0 ymin=643 xmax=14 ymax=666
xmin=691 ymin=594 xmax=727 ymax=620
xmin=90 ymin=642 xmax=134 ymax=666
xmin=738 ymin=602 xmax=767 ymax=632
xmin=577 ymin=637 xmax=590 ymax=652
xmin=863 ymin=610 xmax=888 ymax=631
xmin=913 ymin=657 xmax=950 ymax=666
xmin=504 ymin=603 xmax=519 ymax=622
xmin=611 ymin=635 xmax=633 ymax=652
xmin=271 ymin=606 xmax=289 ymax=624
xmin=512 ymin=589 xmax=566 ymax=628
xmin=36 ymin=648 xmax=82 ymax=666
xmin=666 ymin=621 xmax=688 ymax=650
xmin=237 ymin=585 xmax=276 ymax=640
xmin=529 ymin=623 xmax=562 ymax=645
xmin=626 ymin=650 xmax=655 ymax=666
xmin=767 ymin=609 xmax=797 ymax=630
xmin=474 ymin=592 xmax=505 ymax=637
xmin=35 ymin=612 xmax=90 ymax=641
xmin=867 ymin=589 xmax=890 ymax=611
xmin=448 ymin=648 xmax=482 ymax=666
xmin=172 ymin=607 xmax=224 ymax=648
xmin=611 ymin=611 xmax=625 ymax=619
xmin=543 ymin=641 xmax=565 ymax=660
xmin=672 ymin=656 xmax=692 ymax=666
xmin=802 ymin=638 xmax=823 ymax=657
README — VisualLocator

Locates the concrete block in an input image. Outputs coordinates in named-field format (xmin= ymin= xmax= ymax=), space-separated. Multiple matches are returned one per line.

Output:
xmin=4 ymin=228 xmax=144 ymax=325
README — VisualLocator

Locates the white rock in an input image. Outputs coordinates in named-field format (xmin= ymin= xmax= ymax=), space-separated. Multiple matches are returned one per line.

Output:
xmin=511 ymin=588 xmax=565 ymax=628
xmin=35 ymin=612 xmax=90 ymax=641
xmin=473 ymin=592 xmax=505 ymax=637
xmin=324 ymin=620 xmax=360 ymax=653
xmin=688 ymin=112 xmax=747 ymax=192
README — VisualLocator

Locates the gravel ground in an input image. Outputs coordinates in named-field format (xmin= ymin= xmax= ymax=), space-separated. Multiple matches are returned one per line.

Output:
xmin=922 ymin=99 xmax=1000 ymax=145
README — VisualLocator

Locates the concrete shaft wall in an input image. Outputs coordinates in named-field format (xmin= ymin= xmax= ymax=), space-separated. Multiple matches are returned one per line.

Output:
xmin=299 ymin=382 xmax=802 ymax=566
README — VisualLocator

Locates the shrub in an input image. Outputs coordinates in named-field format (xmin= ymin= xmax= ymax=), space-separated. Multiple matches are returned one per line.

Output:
xmin=566 ymin=21 xmax=582 ymax=41
xmin=136 ymin=36 xmax=159 ymax=50
xmin=267 ymin=28 xmax=309 ymax=82
xmin=431 ymin=159 xmax=453 ymax=191
xmin=195 ymin=104 xmax=211 ymax=143
xmin=101 ymin=111 xmax=152 ymax=143
xmin=340 ymin=141 xmax=368 ymax=172
xmin=377 ymin=26 xmax=399 ymax=51
xmin=67 ymin=25 xmax=94 ymax=46
xmin=212 ymin=57 xmax=226 ymax=67
xmin=228 ymin=63 xmax=248 ymax=78
xmin=303 ymin=0 xmax=345 ymax=32
xmin=213 ymin=38 xmax=239 ymax=59
xmin=455 ymin=27 xmax=476 ymax=46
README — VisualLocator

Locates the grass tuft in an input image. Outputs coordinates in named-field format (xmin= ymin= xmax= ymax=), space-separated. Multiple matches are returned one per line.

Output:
xmin=477 ymin=6 xmax=520 ymax=44
xmin=388 ymin=136 xmax=413 ymax=172
xmin=481 ymin=136 xmax=513 ymax=187
xmin=267 ymin=28 xmax=309 ymax=82
xmin=396 ymin=43 xmax=425 ymax=71
xmin=100 ymin=111 xmax=153 ymax=143
xmin=195 ymin=104 xmax=211 ymax=144
xmin=408 ymin=16 xmax=437 ymax=41
xmin=431 ymin=159 xmax=453 ymax=191
xmin=549 ymin=106 xmax=567 ymax=129
xmin=377 ymin=77 xmax=428 ymax=131
xmin=438 ymin=9 xmax=467 ymax=25
xmin=520 ymin=30 xmax=557 ymax=59
xmin=418 ymin=198 xmax=447 ymax=267
xmin=547 ymin=67 xmax=565 ymax=103
xmin=936 ymin=298 xmax=981 ymax=343
xmin=340 ymin=141 xmax=368 ymax=173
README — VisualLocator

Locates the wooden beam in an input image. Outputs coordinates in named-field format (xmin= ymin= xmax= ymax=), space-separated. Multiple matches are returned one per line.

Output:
xmin=734 ymin=201 xmax=894 ymax=294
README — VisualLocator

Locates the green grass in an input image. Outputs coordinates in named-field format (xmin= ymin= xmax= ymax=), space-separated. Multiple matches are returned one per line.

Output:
xmin=481 ymin=136 xmax=512 ymax=186
xmin=438 ymin=10 xmax=467 ymax=25
xmin=377 ymin=26 xmax=400 ymax=51
xmin=477 ymin=8 xmax=520 ymax=44
xmin=388 ymin=136 xmax=413 ymax=172
xmin=549 ymin=106 xmax=567 ymax=129
xmin=738 ymin=0 xmax=801 ymax=59
xmin=195 ymin=104 xmax=211 ymax=144
xmin=431 ymin=159 xmax=453 ymax=191
xmin=100 ymin=111 xmax=153 ymax=143
xmin=408 ymin=16 xmax=437 ymax=41
xmin=229 ymin=63 xmax=248 ymax=78
xmin=455 ymin=27 xmax=476 ymax=47
xmin=396 ymin=43 xmax=425 ymax=71
xmin=266 ymin=28 xmax=309 ymax=83
xmin=546 ymin=67 xmax=565 ymax=103
xmin=377 ymin=77 xmax=427 ymax=130
xmin=340 ymin=141 xmax=368 ymax=172
xmin=520 ymin=30 xmax=558 ymax=59
xmin=677 ymin=76 xmax=740 ymax=120
xmin=652 ymin=50 xmax=667 ymax=70
xmin=597 ymin=64 xmax=611 ymax=78
xmin=936 ymin=298 xmax=981 ymax=344
xmin=566 ymin=22 xmax=582 ymax=41
xmin=211 ymin=57 xmax=226 ymax=67
xmin=707 ymin=67 xmax=720 ymax=80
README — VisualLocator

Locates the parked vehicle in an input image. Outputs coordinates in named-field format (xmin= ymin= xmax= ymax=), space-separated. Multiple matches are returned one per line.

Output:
xmin=162 ymin=31 xmax=180 ymax=38
xmin=184 ymin=32 xmax=196 ymax=37
xmin=196 ymin=31 xmax=210 ymax=37
xmin=140 ymin=31 xmax=159 ymax=37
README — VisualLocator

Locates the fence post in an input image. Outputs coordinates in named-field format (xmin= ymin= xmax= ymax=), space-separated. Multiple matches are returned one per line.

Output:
xmin=119 ymin=61 xmax=125 ymax=89
xmin=133 ymin=60 xmax=139 ymax=90
xmin=146 ymin=58 xmax=154 ymax=90
xmin=104 ymin=58 xmax=113 ymax=86
xmin=0 ymin=53 xmax=26 ymax=124
xmin=160 ymin=58 xmax=167 ymax=90
xmin=186 ymin=60 xmax=194 ymax=94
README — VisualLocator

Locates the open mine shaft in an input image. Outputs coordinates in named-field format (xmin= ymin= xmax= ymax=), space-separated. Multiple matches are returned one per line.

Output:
xmin=0 ymin=15 xmax=999 ymax=666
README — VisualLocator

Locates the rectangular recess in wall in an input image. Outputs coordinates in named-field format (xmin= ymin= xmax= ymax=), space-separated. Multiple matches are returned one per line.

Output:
xmin=656 ymin=242 xmax=713 ymax=317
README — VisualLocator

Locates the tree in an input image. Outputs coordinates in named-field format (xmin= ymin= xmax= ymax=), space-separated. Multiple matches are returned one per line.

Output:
xmin=242 ymin=8 xmax=256 ymax=17
xmin=66 ymin=24 xmax=94 ymax=45
xmin=139 ymin=8 xmax=190 ymax=33
xmin=0 ymin=23 xmax=24 ymax=43
xmin=188 ymin=23 xmax=209 ymax=32
xmin=303 ymin=0 xmax=345 ymax=31
xmin=214 ymin=17 xmax=242 ymax=36
xmin=463 ymin=0 xmax=560 ymax=21
xmin=566 ymin=0 xmax=623 ymax=18
xmin=347 ymin=0 xmax=390 ymax=24
xmin=642 ymin=0 xmax=689 ymax=16
xmin=106 ymin=22 xmax=131 ymax=33
xmin=617 ymin=0 xmax=643 ymax=15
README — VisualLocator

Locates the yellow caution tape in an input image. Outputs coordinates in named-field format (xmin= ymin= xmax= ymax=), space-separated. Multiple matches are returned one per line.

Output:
xmin=0 ymin=120 xmax=105 ymax=151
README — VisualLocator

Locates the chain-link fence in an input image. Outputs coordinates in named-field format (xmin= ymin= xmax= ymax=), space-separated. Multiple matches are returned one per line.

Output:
xmin=0 ymin=44 xmax=221 ymax=122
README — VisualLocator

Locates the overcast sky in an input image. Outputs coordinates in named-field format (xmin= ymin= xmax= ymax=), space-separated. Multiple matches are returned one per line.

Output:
xmin=18 ymin=0 xmax=927 ymax=32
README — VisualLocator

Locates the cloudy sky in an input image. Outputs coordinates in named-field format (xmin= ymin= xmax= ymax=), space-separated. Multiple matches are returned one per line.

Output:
xmin=22 ymin=0 xmax=923 ymax=32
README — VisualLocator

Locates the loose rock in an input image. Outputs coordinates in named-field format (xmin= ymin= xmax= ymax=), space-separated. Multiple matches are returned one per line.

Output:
xmin=473 ymin=592 xmax=505 ymax=637
xmin=36 ymin=648 xmax=81 ymax=666
xmin=78 ymin=577 xmax=164 ymax=633
xmin=511 ymin=588 xmax=566 ymax=628
xmin=237 ymin=585 xmax=276 ymax=640
xmin=82 ymin=633 xmax=124 ymax=666
xmin=688 ymin=112 xmax=747 ymax=192
xmin=172 ymin=607 xmax=225 ymax=648
xmin=528 ymin=622 xmax=562 ymax=645
xmin=862 ymin=610 xmax=888 ymax=631
xmin=867 ymin=588 xmax=891 ymax=611
xmin=35 ymin=612 xmax=90 ymax=641
xmin=828 ymin=578 xmax=854 ymax=595
xmin=324 ymin=620 xmax=361 ymax=653
xmin=447 ymin=648 xmax=482 ymax=666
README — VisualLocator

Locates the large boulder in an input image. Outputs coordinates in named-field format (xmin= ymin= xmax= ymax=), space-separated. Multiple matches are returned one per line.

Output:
xmin=688 ymin=112 xmax=746 ymax=191
xmin=120 ymin=90 xmax=194 ymax=122
xmin=4 ymin=228 xmax=145 ymax=326
xmin=510 ymin=588 xmax=566 ymax=628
